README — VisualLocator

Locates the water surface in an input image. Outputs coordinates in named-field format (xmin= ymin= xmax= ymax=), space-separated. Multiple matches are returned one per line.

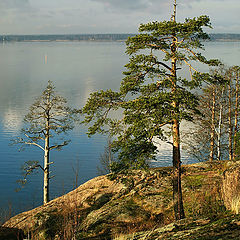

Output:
xmin=0 ymin=41 xmax=239 ymax=215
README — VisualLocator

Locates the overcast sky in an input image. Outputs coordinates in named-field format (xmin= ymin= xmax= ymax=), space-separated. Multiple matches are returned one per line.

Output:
xmin=0 ymin=0 xmax=239 ymax=34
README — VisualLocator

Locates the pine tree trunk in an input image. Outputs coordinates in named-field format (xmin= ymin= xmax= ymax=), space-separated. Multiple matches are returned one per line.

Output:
xmin=217 ymin=88 xmax=224 ymax=161
xmin=44 ymin=95 xmax=50 ymax=205
xmin=43 ymin=134 xmax=49 ymax=204
xmin=171 ymin=65 xmax=185 ymax=219
xmin=209 ymin=88 xmax=216 ymax=162
xmin=233 ymin=70 xmax=239 ymax=160
xmin=228 ymin=80 xmax=233 ymax=161
xmin=172 ymin=118 xmax=185 ymax=220
xmin=108 ymin=138 xmax=112 ymax=173
xmin=170 ymin=0 xmax=185 ymax=220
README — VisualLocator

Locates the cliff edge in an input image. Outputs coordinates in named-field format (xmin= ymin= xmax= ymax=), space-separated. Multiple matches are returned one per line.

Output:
xmin=2 ymin=161 xmax=240 ymax=239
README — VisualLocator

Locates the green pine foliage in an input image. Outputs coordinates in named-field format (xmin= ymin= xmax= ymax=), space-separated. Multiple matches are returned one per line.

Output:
xmin=81 ymin=9 xmax=220 ymax=173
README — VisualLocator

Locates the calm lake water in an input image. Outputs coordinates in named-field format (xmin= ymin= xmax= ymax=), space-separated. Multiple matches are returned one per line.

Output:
xmin=0 ymin=41 xmax=239 ymax=215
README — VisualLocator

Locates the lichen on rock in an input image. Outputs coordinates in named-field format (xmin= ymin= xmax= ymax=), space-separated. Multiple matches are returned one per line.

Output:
xmin=3 ymin=161 xmax=240 ymax=239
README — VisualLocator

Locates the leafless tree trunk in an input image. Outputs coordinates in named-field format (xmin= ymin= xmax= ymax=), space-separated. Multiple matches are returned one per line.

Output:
xmin=233 ymin=69 xmax=239 ymax=160
xmin=44 ymin=134 xmax=50 ymax=204
xmin=228 ymin=76 xmax=233 ymax=161
xmin=209 ymin=87 xmax=216 ymax=161
xmin=44 ymin=95 xmax=50 ymax=204
xmin=217 ymin=88 xmax=224 ymax=161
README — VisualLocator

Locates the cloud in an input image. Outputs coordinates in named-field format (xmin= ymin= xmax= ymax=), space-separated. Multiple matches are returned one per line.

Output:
xmin=88 ymin=0 xmax=203 ymax=11
xmin=88 ymin=0 xmax=216 ymax=15
xmin=89 ymin=0 xmax=173 ymax=13
xmin=90 ymin=0 xmax=150 ymax=10
xmin=0 ymin=0 xmax=30 ymax=9
xmin=0 ymin=0 xmax=238 ymax=34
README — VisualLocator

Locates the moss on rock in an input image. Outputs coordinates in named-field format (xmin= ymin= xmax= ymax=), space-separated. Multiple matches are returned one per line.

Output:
xmin=3 ymin=161 xmax=240 ymax=239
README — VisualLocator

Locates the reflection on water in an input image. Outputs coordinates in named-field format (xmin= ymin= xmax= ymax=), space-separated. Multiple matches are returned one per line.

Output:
xmin=3 ymin=109 xmax=23 ymax=134
xmin=0 ymin=41 xmax=129 ymax=213
xmin=0 ymin=41 xmax=239 ymax=214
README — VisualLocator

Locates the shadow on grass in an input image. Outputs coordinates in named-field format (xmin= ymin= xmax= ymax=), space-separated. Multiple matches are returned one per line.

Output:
xmin=0 ymin=226 xmax=25 ymax=240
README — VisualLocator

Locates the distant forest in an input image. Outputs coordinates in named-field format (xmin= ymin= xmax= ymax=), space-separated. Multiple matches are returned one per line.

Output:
xmin=0 ymin=34 xmax=135 ymax=42
xmin=0 ymin=33 xmax=240 ymax=42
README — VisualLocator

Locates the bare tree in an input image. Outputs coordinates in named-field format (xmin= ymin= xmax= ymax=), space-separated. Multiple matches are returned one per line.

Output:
xmin=232 ymin=66 xmax=240 ymax=160
xmin=227 ymin=69 xmax=233 ymax=161
xmin=217 ymin=87 xmax=225 ymax=161
xmin=184 ymin=66 xmax=240 ymax=162
xmin=210 ymin=86 xmax=216 ymax=161
xmin=97 ymin=137 xmax=115 ymax=175
xmin=185 ymin=83 xmax=226 ymax=162
xmin=14 ymin=81 xmax=76 ymax=204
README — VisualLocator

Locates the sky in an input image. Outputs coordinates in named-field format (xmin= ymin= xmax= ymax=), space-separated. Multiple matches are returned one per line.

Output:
xmin=0 ymin=0 xmax=239 ymax=34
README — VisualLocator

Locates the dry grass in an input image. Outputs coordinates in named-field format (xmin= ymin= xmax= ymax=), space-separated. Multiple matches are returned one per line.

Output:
xmin=222 ymin=166 xmax=240 ymax=214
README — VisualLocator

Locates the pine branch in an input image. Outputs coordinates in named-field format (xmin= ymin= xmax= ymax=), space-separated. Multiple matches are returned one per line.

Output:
xmin=49 ymin=141 xmax=69 ymax=150
xmin=24 ymin=134 xmax=44 ymax=151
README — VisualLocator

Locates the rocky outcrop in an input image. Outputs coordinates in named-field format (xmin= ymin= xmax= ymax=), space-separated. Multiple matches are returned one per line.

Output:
xmin=114 ymin=215 xmax=240 ymax=240
xmin=3 ymin=161 xmax=240 ymax=239
xmin=222 ymin=161 xmax=240 ymax=214
xmin=3 ymin=175 xmax=124 ymax=230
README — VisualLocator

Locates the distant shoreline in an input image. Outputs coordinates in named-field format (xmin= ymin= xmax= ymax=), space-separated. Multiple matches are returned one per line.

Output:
xmin=18 ymin=39 xmax=128 ymax=43
xmin=0 ymin=33 xmax=240 ymax=43
xmin=18 ymin=39 xmax=239 ymax=43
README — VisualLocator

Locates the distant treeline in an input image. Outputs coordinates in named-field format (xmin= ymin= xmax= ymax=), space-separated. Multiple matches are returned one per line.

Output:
xmin=209 ymin=34 xmax=240 ymax=41
xmin=0 ymin=34 xmax=136 ymax=42
xmin=0 ymin=33 xmax=239 ymax=42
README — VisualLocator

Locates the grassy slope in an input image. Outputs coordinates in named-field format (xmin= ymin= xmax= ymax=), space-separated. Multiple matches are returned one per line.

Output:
xmin=2 ymin=161 xmax=240 ymax=240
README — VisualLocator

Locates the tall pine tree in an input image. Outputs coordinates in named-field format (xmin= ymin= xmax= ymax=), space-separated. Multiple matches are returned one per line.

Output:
xmin=82 ymin=0 xmax=220 ymax=219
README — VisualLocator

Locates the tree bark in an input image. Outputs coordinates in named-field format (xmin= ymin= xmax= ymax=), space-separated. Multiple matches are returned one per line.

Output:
xmin=43 ymin=134 xmax=50 ymax=204
xmin=172 ymin=118 xmax=185 ymax=220
xmin=108 ymin=138 xmax=113 ymax=173
xmin=171 ymin=64 xmax=185 ymax=219
xmin=170 ymin=0 xmax=185 ymax=220
xmin=209 ymin=87 xmax=216 ymax=162
xmin=217 ymin=88 xmax=224 ymax=161
xmin=233 ymin=70 xmax=239 ymax=160
xmin=228 ymin=77 xmax=233 ymax=161
xmin=44 ymin=95 xmax=50 ymax=204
